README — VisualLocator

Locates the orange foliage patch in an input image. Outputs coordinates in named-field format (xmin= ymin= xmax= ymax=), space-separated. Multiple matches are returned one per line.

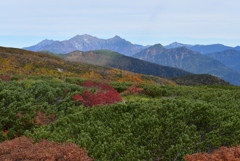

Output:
xmin=0 ymin=74 xmax=11 ymax=81
xmin=35 ymin=111 xmax=57 ymax=126
xmin=0 ymin=136 xmax=93 ymax=161
xmin=184 ymin=146 xmax=240 ymax=161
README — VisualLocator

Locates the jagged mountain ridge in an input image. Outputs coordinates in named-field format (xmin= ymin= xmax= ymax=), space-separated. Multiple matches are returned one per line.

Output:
xmin=133 ymin=44 xmax=240 ymax=86
xmin=24 ymin=34 xmax=146 ymax=56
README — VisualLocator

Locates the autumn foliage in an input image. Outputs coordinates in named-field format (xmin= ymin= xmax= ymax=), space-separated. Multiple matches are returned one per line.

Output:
xmin=72 ymin=81 xmax=122 ymax=107
xmin=0 ymin=136 xmax=93 ymax=161
xmin=35 ymin=111 xmax=57 ymax=126
xmin=0 ymin=74 xmax=11 ymax=81
xmin=184 ymin=146 xmax=240 ymax=161
xmin=123 ymin=85 xmax=144 ymax=95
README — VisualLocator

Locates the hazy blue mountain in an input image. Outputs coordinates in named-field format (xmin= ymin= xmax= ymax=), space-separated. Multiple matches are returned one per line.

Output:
xmin=133 ymin=44 xmax=240 ymax=85
xmin=234 ymin=46 xmax=240 ymax=51
xmin=165 ymin=43 xmax=237 ymax=55
xmin=189 ymin=44 xmax=232 ymax=54
xmin=64 ymin=49 xmax=192 ymax=78
xmin=165 ymin=42 xmax=193 ymax=49
xmin=24 ymin=34 xmax=146 ymax=56
xmin=24 ymin=39 xmax=55 ymax=51
xmin=206 ymin=49 xmax=240 ymax=73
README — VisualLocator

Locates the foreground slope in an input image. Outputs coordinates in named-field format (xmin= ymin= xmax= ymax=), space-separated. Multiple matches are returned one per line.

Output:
xmin=133 ymin=44 xmax=240 ymax=86
xmin=1 ymin=78 xmax=240 ymax=160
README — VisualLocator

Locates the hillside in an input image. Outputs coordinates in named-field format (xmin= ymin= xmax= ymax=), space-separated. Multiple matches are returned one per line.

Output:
xmin=64 ymin=50 xmax=192 ymax=78
xmin=24 ymin=34 xmax=145 ymax=56
xmin=206 ymin=49 xmax=240 ymax=73
xmin=0 ymin=46 xmax=176 ymax=85
xmin=172 ymin=74 xmax=230 ymax=86
xmin=133 ymin=44 xmax=240 ymax=86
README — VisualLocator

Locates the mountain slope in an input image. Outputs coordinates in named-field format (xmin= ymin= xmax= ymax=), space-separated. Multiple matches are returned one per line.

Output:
xmin=206 ymin=49 xmax=240 ymax=73
xmin=235 ymin=46 xmax=240 ymax=51
xmin=64 ymin=50 xmax=192 ymax=78
xmin=189 ymin=44 xmax=232 ymax=54
xmin=24 ymin=34 xmax=145 ymax=56
xmin=133 ymin=44 xmax=240 ymax=86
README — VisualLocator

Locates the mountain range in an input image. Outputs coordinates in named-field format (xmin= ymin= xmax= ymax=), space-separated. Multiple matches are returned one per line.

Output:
xmin=25 ymin=35 xmax=240 ymax=56
xmin=24 ymin=34 xmax=145 ymax=56
xmin=133 ymin=44 xmax=240 ymax=85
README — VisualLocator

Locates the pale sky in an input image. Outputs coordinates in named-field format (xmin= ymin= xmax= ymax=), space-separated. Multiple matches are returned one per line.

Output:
xmin=0 ymin=0 xmax=239 ymax=48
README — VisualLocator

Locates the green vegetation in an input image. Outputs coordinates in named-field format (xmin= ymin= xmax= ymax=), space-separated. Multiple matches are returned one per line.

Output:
xmin=1 ymin=76 xmax=240 ymax=160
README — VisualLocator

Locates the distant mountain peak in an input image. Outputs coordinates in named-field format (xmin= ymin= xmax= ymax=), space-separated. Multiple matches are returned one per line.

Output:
xmin=38 ymin=39 xmax=54 ymax=45
xmin=71 ymin=34 xmax=97 ymax=40
xmin=110 ymin=35 xmax=125 ymax=41
xmin=165 ymin=42 xmax=193 ymax=49
xmin=113 ymin=35 xmax=122 ymax=39
xmin=149 ymin=44 xmax=165 ymax=49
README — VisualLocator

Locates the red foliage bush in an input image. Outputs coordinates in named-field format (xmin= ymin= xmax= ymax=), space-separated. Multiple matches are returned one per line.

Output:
xmin=72 ymin=81 xmax=122 ymax=107
xmin=184 ymin=146 xmax=240 ymax=161
xmin=0 ymin=136 xmax=93 ymax=161
xmin=71 ymin=94 xmax=84 ymax=102
xmin=72 ymin=89 xmax=122 ymax=107
xmin=123 ymin=85 xmax=144 ymax=95
xmin=81 ymin=80 xmax=114 ymax=91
